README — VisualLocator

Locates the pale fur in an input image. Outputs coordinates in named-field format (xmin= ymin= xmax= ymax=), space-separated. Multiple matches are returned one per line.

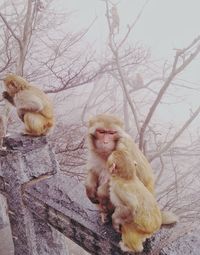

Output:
xmin=85 ymin=114 xmax=178 ymax=225
xmin=108 ymin=150 xmax=162 ymax=252
xmin=3 ymin=74 xmax=54 ymax=136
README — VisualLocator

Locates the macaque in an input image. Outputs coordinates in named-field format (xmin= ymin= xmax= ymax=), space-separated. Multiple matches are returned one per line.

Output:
xmin=85 ymin=114 xmax=122 ymax=221
xmin=107 ymin=149 xmax=162 ymax=252
xmin=110 ymin=5 xmax=120 ymax=34
xmin=134 ymin=73 xmax=144 ymax=88
xmin=2 ymin=74 xmax=54 ymax=136
xmin=85 ymin=114 xmax=178 ymax=224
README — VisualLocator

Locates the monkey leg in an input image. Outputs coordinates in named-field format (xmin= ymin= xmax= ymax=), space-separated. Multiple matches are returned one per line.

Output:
xmin=120 ymin=224 xmax=150 ymax=253
xmin=112 ymin=205 xmax=133 ymax=233
xmin=97 ymin=182 xmax=114 ymax=223
xmin=23 ymin=112 xmax=51 ymax=136
xmin=85 ymin=170 xmax=99 ymax=204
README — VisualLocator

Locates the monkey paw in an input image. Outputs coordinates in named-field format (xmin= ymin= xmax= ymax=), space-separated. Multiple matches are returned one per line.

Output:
xmin=2 ymin=91 xmax=9 ymax=99
xmin=113 ymin=221 xmax=122 ymax=233
xmin=100 ymin=212 xmax=110 ymax=224
xmin=2 ymin=91 xmax=14 ymax=105
xmin=87 ymin=193 xmax=99 ymax=204
xmin=90 ymin=196 xmax=99 ymax=204
xmin=86 ymin=187 xmax=99 ymax=204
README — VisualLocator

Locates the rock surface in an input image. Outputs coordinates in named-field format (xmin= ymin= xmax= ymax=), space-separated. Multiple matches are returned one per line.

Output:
xmin=0 ymin=134 xmax=198 ymax=255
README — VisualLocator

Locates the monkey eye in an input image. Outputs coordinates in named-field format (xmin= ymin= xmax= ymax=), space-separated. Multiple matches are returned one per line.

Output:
xmin=96 ymin=129 xmax=117 ymax=135
xmin=96 ymin=129 xmax=105 ymax=134
xmin=108 ymin=131 xmax=117 ymax=135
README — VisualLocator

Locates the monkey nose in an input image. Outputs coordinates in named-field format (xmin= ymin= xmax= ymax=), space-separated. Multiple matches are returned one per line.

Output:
xmin=103 ymin=140 xmax=109 ymax=144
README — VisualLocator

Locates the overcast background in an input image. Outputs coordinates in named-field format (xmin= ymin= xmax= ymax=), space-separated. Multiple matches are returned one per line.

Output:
xmin=52 ymin=0 xmax=200 ymax=124
xmin=0 ymin=1 xmax=200 ymax=254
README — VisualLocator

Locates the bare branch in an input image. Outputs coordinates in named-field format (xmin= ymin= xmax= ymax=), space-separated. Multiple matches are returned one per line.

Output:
xmin=117 ymin=0 xmax=150 ymax=50
xmin=0 ymin=12 xmax=22 ymax=47
xmin=150 ymin=104 xmax=200 ymax=161
xmin=139 ymin=36 xmax=200 ymax=150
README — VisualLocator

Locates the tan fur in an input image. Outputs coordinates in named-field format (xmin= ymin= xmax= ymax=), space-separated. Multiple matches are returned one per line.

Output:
xmin=107 ymin=150 xmax=162 ymax=252
xmin=85 ymin=114 xmax=178 ymax=225
xmin=117 ymin=135 xmax=155 ymax=194
xmin=3 ymin=74 xmax=54 ymax=136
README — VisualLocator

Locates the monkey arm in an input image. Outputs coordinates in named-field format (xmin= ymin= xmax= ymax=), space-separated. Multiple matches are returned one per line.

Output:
xmin=85 ymin=169 xmax=99 ymax=204
xmin=97 ymin=181 xmax=113 ymax=223
xmin=15 ymin=92 xmax=44 ymax=113
xmin=2 ymin=91 xmax=15 ymax=105
xmin=110 ymin=182 xmax=138 ymax=232
xmin=114 ymin=183 xmax=139 ymax=209
xmin=97 ymin=181 xmax=110 ymax=205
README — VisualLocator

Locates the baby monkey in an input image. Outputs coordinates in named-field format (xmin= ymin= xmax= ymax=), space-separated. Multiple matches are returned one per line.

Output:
xmin=107 ymin=148 xmax=162 ymax=253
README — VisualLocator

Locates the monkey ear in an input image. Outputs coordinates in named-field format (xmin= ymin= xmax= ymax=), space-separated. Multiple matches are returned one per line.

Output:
xmin=88 ymin=121 xmax=102 ymax=135
xmin=87 ymin=114 xmax=95 ymax=128
xmin=89 ymin=126 xmax=96 ymax=135
xmin=10 ymin=80 xmax=18 ymax=89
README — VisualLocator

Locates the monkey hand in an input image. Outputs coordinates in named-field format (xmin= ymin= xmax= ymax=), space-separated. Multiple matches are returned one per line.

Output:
xmin=86 ymin=186 xmax=99 ymax=204
xmin=109 ymin=163 xmax=116 ymax=174
xmin=2 ymin=91 xmax=14 ymax=105
xmin=2 ymin=91 xmax=9 ymax=100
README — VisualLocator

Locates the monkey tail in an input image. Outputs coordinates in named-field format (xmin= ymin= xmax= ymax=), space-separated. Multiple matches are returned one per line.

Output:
xmin=23 ymin=112 xmax=53 ymax=136
xmin=161 ymin=210 xmax=179 ymax=225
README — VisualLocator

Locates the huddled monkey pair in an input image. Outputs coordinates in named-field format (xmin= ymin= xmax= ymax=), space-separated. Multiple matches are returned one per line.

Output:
xmin=86 ymin=114 xmax=178 ymax=253
xmin=1 ymin=74 xmax=177 ymax=252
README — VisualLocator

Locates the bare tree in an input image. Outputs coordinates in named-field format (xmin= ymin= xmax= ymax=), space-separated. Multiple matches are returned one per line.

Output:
xmin=0 ymin=0 xmax=99 ymax=169
xmin=99 ymin=0 xmax=200 ymax=228
xmin=139 ymin=36 xmax=200 ymax=153
xmin=102 ymin=0 xmax=200 ymax=160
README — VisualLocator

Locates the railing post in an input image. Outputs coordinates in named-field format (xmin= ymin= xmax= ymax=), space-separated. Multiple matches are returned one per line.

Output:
xmin=0 ymin=134 xmax=69 ymax=255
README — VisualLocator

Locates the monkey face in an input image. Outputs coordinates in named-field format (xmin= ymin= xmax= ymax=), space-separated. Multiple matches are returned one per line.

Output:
xmin=94 ymin=129 xmax=118 ymax=155
xmin=4 ymin=80 xmax=18 ymax=96
xmin=3 ymin=74 xmax=28 ymax=96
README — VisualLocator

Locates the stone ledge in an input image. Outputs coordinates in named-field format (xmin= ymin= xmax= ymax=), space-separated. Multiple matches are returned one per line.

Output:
xmin=23 ymin=173 xmax=193 ymax=255
xmin=1 ymin=134 xmax=198 ymax=255
xmin=2 ymin=133 xmax=47 ymax=153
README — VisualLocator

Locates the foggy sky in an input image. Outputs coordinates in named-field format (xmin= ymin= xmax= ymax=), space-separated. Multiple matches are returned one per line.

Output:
xmin=56 ymin=0 xmax=200 ymax=125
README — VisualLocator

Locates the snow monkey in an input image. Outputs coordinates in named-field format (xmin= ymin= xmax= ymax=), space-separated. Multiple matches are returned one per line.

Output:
xmin=107 ymin=149 xmax=162 ymax=252
xmin=85 ymin=114 xmax=178 ymax=224
xmin=2 ymin=74 xmax=54 ymax=136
